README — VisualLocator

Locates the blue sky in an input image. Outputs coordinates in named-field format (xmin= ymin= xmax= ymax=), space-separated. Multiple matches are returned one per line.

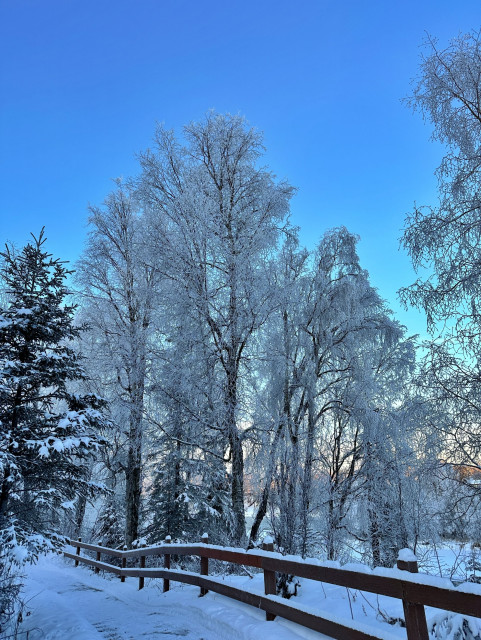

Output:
xmin=1 ymin=0 xmax=480 ymax=337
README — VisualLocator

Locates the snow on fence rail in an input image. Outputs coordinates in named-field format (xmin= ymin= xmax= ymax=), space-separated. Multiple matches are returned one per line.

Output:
xmin=64 ymin=537 xmax=481 ymax=640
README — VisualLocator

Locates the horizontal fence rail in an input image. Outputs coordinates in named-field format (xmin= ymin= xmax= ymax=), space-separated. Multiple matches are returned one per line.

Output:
xmin=64 ymin=538 xmax=481 ymax=640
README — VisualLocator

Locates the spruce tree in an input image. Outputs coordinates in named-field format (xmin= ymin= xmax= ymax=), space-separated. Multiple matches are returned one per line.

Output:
xmin=145 ymin=442 xmax=232 ymax=544
xmin=0 ymin=230 xmax=106 ymax=568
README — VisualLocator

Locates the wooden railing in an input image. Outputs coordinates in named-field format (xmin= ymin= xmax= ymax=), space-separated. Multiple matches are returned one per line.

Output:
xmin=64 ymin=538 xmax=481 ymax=640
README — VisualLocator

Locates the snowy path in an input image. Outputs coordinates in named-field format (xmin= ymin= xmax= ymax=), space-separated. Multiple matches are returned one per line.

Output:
xmin=16 ymin=556 xmax=320 ymax=640
xmin=15 ymin=553 xmax=481 ymax=640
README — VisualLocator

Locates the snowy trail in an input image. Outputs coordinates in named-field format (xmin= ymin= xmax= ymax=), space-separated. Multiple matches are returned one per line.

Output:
xmin=12 ymin=553 xmax=481 ymax=640
xmin=16 ymin=556 xmax=320 ymax=640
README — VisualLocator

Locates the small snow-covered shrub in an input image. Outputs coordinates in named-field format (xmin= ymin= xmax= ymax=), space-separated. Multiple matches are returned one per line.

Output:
xmin=0 ymin=559 xmax=22 ymax=636
xmin=276 ymin=573 xmax=300 ymax=598
xmin=466 ymin=547 xmax=481 ymax=584
xmin=430 ymin=613 xmax=481 ymax=640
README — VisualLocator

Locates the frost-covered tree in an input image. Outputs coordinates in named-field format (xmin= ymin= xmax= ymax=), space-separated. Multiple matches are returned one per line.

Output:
xmin=137 ymin=112 xmax=294 ymax=545
xmin=351 ymin=316 xmax=418 ymax=567
xmin=401 ymin=29 xmax=481 ymax=476
xmin=247 ymin=231 xmax=308 ymax=549
xmin=77 ymin=185 xmax=159 ymax=546
xmin=0 ymin=231 xmax=106 ymax=627
xmin=249 ymin=227 xmax=411 ymax=563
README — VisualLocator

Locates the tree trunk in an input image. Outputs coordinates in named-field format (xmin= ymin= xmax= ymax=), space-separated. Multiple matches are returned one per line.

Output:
xmin=300 ymin=391 xmax=315 ymax=558
xmin=327 ymin=496 xmax=336 ymax=561
xmin=230 ymin=432 xmax=246 ymax=546
xmin=125 ymin=459 xmax=141 ymax=546
xmin=0 ymin=464 xmax=10 ymax=521
xmin=74 ymin=494 xmax=88 ymax=538
xmin=125 ymin=374 xmax=145 ymax=547
xmin=248 ymin=415 xmax=286 ymax=547
xmin=369 ymin=506 xmax=381 ymax=567
xmin=226 ymin=366 xmax=245 ymax=545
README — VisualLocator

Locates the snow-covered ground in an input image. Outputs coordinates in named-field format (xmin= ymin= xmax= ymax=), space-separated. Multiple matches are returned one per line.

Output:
xmin=10 ymin=553 xmax=481 ymax=640
xmin=415 ymin=542 xmax=481 ymax=583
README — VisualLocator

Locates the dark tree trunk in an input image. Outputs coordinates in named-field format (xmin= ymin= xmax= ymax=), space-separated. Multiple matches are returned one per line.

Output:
xmin=125 ymin=375 xmax=145 ymax=547
xmin=300 ymin=393 xmax=315 ymax=558
xmin=0 ymin=464 xmax=10 ymax=521
xmin=74 ymin=494 xmax=88 ymax=538
xmin=248 ymin=418 xmax=285 ymax=548
xmin=230 ymin=432 xmax=246 ymax=546
xmin=125 ymin=459 xmax=141 ymax=546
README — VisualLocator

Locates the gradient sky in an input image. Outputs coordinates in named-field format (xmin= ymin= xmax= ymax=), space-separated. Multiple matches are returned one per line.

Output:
xmin=1 ymin=0 xmax=480 ymax=337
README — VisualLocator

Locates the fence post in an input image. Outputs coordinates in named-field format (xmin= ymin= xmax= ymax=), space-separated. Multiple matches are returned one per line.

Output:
xmin=139 ymin=542 xmax=146 ymax=590
xmin=163 ymin=536 xmax=171 ymax=593
xmin=397 ymin=550 xmax=429 ymax=640
xmin=262 ymin=537 xmax=276 ymax=621
xmin=95 ymin=542 xmax=101 ymax=574
xmin=121 ymin=545 xmax=127 ymax=582
xmin=200 ymin=533 xmax=209 ymax=597
xmin=75 ymin=537 xmax=81 ymax=567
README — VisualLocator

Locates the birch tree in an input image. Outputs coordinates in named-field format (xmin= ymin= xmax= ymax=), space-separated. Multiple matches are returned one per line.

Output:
xmin=251 ymin=227 xmax=400 ymax=559
xmin=77 ymin=185 xmax=158 ymax=546
xmin=247 ymin=232 xmax=308 ymax=548
xmin=137 ymin=113 xmax=293 ymax=545
xmin=401 ymin=30 xmax=481 ymax=475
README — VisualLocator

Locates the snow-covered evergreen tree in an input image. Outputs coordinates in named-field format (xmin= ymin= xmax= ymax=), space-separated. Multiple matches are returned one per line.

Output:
xmin=0 ymin=230 xmax=106 ymax=627
xmin=92 ymin=493 xmax=125 ymax=550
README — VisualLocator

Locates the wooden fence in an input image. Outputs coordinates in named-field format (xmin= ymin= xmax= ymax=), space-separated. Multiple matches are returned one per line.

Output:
xmin=64 ymin=537 xmax=481 ymax=640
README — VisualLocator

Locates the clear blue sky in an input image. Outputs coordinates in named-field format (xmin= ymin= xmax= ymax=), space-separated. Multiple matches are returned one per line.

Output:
xmin=1 ymin=0 xmax=480 ymax=337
